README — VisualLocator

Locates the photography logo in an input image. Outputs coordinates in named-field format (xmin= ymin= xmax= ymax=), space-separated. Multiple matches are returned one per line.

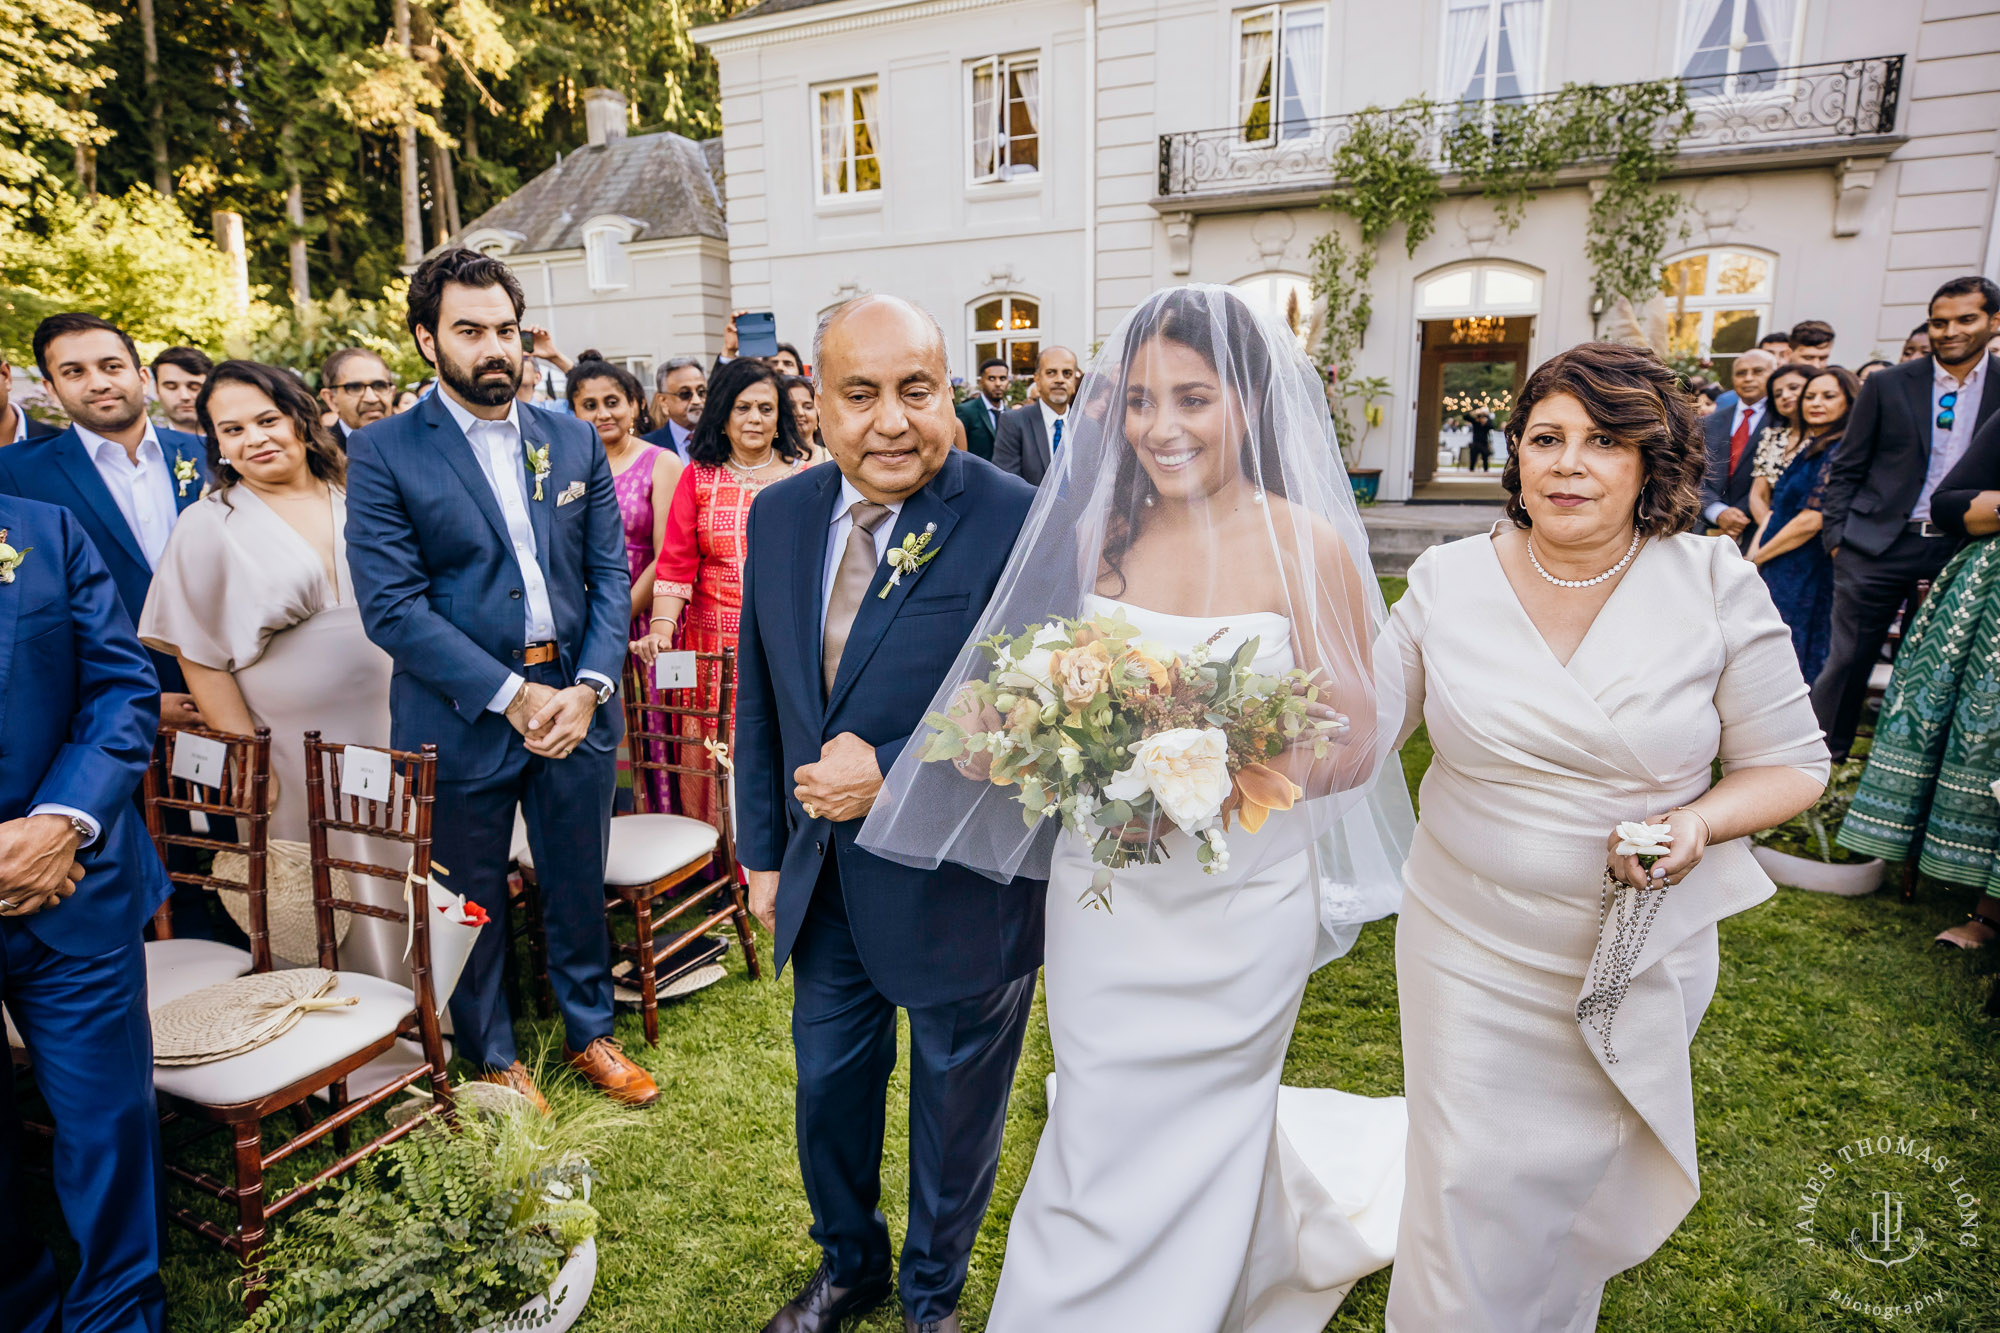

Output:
xmin=1791 ymin=1128 xmax=1982 ymax=1322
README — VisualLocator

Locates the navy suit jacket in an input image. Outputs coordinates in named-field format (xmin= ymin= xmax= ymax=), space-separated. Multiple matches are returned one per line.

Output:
xmin=0 ymin=423 xmax=207 ymax=693
xmin=345 ymin=394 xmax=630 ymax=783
xmin=0 ymin=497 xmax=166 ymax=956
xmin=1700 ymin=397 xmax=1768 ymax=521
xmin=734 ymin=450 xmax=1046 ymax=1009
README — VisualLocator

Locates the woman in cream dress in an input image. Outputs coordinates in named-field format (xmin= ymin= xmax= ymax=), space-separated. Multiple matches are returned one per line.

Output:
xmin=1383 ymin=343 xmax=1828 ymax=1331
xmin=139 ymin=360 xmax=407 ymax=984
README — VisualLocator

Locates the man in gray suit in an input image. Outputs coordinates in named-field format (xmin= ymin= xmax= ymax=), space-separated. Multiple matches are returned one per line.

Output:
xmin=992 ymin=346 xmax=1079 ymax=486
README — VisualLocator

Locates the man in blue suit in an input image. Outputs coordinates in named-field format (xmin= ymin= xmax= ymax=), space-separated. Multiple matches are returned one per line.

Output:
xmin=0 ymin=496 xmax=170 ymax=1333
xmin=345 ymin=248 xmax=657 ymax=1108
xmin=735 ymin=297 xmax=1045 ymax=1333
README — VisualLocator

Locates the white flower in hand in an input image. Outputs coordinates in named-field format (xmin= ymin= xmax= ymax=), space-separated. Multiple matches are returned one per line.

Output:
xmin=1104 ymin=727 xmax=1231 ymax=833
xmin=1613 ymin=821 xmax=1674 ymax=858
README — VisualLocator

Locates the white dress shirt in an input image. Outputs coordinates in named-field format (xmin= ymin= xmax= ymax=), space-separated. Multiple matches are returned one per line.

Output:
xmin=821 ymin=474 xmax=903 ymax=634
xmin=1039 ymin=400 xmax=1069 ymax=456
xmin=1700 ymin=398 xmax=1766 ymax=525
xmin=75 ymin=421 xmax=180 ymax=567
xmin=438 ymin=395 xmax=611 ymax=712
xmin=7 ymin=406 xmax=26 ymax=444
xmin=1913 ymin=355 xmax=1990 ymax=523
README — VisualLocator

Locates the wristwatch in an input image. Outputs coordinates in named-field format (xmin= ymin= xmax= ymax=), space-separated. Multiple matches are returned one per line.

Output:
xmin=588 ymin=678 xmax=615 ymax=706
xmin=66 ymin=814 xmax=93 ymax=847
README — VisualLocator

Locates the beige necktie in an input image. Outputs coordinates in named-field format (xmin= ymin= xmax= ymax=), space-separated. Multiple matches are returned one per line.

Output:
xmin=823 ymin=501 xmax=893 ymax=694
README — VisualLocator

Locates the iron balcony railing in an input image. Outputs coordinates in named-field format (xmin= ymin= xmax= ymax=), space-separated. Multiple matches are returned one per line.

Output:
xmin=1157 ymin=54 xmax=1904 ymax=202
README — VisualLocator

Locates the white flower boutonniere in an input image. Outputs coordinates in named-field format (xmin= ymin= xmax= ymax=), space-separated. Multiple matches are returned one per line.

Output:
xmin=524 ymin=442 xmax=551 ymax=501
xmin=0 ymin=529 xmax=33 ymax=584
xmin=174 ymin=457 xmax=197 ymax=498
xmin=878 ymin=523 xmax=939 ymax=599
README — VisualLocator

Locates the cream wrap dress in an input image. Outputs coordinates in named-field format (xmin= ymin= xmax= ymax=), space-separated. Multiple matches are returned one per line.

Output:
xmin=1382 ymin=530 xmax=1828 ymax=1332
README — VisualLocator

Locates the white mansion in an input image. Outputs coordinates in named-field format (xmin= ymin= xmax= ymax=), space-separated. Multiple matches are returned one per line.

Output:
xmin=688 ymin=0 xmax=1996 ymax=501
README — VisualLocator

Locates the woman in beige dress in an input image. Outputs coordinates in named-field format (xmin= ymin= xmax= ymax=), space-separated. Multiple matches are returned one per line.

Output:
xmin=1383 ymin=343 xmax=1829 ymax=1331
xmin=138 ymin=361 xmax=406 ymax=984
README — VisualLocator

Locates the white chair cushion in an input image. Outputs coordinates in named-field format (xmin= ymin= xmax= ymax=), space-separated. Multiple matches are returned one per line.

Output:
xmin=153 ymin=970 xmax=416 ymax=1106
xmin=516 ymin=813 xmax=720 ymax=887
xmin=146 ymin=938 xmax=255 ymax=1009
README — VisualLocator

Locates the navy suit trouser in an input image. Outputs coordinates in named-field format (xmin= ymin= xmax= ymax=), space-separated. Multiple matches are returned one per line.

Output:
xmin=791 ymin=856 xmax=1034 ymax=1322
xmin=0 ymin=929 xmax=164 ymax=1333
xmin=433 ymin=662 xmax=618 ymax=1071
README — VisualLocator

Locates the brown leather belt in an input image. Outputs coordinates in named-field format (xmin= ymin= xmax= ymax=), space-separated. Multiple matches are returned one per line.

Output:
xmin=523 ymin=641 xmax=558 ymax=666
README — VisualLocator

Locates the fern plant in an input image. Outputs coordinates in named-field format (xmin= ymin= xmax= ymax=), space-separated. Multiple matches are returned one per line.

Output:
xmin=238 ymin=1094 xmax=625 ymax=1333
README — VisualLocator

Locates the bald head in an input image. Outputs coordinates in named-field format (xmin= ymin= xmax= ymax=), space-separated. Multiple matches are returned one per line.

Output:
xmin=813 ymin=294 xmax=957 ymax=503
xmin=1731 ymin=347 xmax=1776 ymax=404
xmin=812 ymin=295 xmax=947 ymax=389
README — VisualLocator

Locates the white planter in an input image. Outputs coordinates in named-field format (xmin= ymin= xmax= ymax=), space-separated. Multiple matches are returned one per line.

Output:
xmin=473 ymin=1236 xmax=597 ymax=1333
xmin=1752 ymin=844 xmax=1885 ymax=897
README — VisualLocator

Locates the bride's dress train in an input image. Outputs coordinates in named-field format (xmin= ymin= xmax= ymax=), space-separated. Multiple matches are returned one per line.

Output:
xmin=986 ymin=599 xmax=1406 ymax=1332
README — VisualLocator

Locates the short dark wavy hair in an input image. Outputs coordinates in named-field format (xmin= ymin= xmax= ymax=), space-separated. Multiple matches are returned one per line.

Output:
xmin=405 ymin=247 xmax=526 ymax=360
xmin=194 ymin=360 xmax=348 ymax=503
xmin=1501 ymin=342 xmax=1703 ymax=537
xmin=686 ymin=357 xmax=806 ymax=467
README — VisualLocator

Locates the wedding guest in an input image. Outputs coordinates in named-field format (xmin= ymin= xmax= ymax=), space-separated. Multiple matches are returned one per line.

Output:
xmin=150 ymin=345 xmax=212 ymax=434
xmin=1758 ymin=330 xmax=1793 ymax=362
xmin=1466 ymin=408 xmax=1495 ymax=471
xmin=1856 ymin=359 xmax=1891 ymax=383
xmin=318 ymin=346 xmax=397 ymax=451
xmin=633 ymin=358 xmax=813 ymax=824
xmin=1750 ymin=367 xmax=1858 ymax=682
xmin=0 ymin=493 xmax=170 ymax=1333
xmin=1815 ymin=276 xmax=2000 ymax=762
xmin=568 ymin=352 xmax=683 ymax=813
xmin=0 ymin=353 xmax=58 ymax=444
xmin=1847 ymin=410 xmax=2000 ymax=948
xmin=784 ymin=374 xmax=829 ymax=460
xmin=1902 ymin=324 xmax=1932 ymax=362
xmin=955 ymin=357 xmax=1010 ymax=462
xmin=773 ymin=342 xmax=805 ymax=377
xmin=1747 ymin=361 xmax=1813 ymax=529
xmin=1384 ymin=341 xmax=1827 ymax=1333
xmin=137 ymin=360 xmax=409 ymax=981
xmin=1695 ymin=383 xmax=1720 ymax=418
xmin=992 ymin=345 xmax=1079 ymax=485
xmin=394 ymin=387 xmax=421 ymax=413
xmin=644 ymin=357 xmax=706 ymax=458
xmin=1788 ymin=319 xmax=1835 ymax=369
xmin=1699 ymin=347 xmax=1775 ymax=544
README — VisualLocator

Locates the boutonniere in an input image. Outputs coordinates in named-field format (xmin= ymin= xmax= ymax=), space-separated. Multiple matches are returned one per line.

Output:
xmin=524 ymin=442 xmax=551 ymax=501
xmin=0 ymin=530 xmax=31 ymax=584
xmin=174 ymin=457 xmax=197 ymax=498
xmin=878 ymin=523 xmax=939 ymax=599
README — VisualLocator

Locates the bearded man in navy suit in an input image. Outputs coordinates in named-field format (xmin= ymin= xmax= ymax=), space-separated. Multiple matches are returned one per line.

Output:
xmin=734 ymin=297 xmax=1044 ymax=1333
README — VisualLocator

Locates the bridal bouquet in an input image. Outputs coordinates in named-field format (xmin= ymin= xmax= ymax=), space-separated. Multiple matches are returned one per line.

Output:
xmin=920 ymin=609 xmax=1347 ymax=910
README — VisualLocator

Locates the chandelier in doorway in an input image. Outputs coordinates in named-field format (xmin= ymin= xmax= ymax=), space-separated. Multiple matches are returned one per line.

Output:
xmin=1450 ymin=316 xmax=1507 ymax=345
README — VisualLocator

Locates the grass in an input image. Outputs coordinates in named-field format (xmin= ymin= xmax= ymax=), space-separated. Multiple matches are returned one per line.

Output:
xmin=30 ymin=574 xmax=2000 ymax=1331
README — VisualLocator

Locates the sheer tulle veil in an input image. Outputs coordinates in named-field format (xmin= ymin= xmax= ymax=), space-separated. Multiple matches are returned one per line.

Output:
xmin=859 ymin=284 xmax=1413 ymax=962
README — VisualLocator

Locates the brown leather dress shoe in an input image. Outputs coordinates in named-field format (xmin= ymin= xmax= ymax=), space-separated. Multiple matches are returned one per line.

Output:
xmin=474 ymin=1060 xmax=551 ymax=1115
xmin=905 ymin=1311 xmax=961 ymax=1333
xmin=564 ymin=1036 xmax=660 ymax=1106
xmin=762 ymin=1262 xmax=891 ymax=1333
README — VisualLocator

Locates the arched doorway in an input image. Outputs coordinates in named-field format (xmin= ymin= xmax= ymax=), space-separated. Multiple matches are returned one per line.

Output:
xmin=1409 ymin=260 xmax=1541 ymax=498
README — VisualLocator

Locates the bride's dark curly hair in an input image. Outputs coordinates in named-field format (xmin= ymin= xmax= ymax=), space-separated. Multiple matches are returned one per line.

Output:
xmin=1097 ymin=287 xmax=1293 ymax=596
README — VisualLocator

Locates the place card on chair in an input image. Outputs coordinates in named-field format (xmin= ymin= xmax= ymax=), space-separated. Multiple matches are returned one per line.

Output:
xmin=655 ymin=651 xmax=698 ymax=690
xmin=341 ymin=747 xmax=394 ymax=801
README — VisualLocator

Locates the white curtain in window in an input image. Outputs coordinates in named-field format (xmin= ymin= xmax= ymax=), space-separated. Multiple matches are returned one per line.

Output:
xmin=819 ymin=90 xmax=850 ymax=193
xmin=1238 ymin=13 xmax=1275 ymax=138
xmin=1017 ymin=63 xmax=1039 ymax=134
xmin=854 ymin=83 xmax=880 ymax=184
xmin=971 ymin=63 xmax=997 ymax=179
xmin=1501 ymin=0 xmax=1543 ymax=96
xmin=1750 ymin=0 xmax=1797 ymax=65
xmin=1280 ymin=8 xmax=1325 ymax=135
xmin=1678 ymin=0 xmax=1729 ymax=71
xmin=1442 ymin=0 xmax=1491 ymax=103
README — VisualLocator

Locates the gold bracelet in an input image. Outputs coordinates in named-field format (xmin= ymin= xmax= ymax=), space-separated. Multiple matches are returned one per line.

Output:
xmin=1669 ymin=806 xmax=1712 ymax=845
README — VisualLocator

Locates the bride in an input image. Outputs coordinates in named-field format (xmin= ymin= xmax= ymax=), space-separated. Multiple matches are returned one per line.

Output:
xmin=861 ymin=286 xmax=1413 ymax=1330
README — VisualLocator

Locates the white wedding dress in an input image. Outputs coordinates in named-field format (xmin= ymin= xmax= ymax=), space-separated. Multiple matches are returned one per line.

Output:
xmin=987 ymin=596 xmax=1407 ymax=1333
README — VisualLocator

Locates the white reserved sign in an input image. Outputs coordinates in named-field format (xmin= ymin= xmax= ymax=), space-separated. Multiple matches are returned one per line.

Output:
xmin=654 ymin=651 xmax=698 ymax=690
xmin=341 ymin=746 xmax=395 ymax=801
xmin=170 ymin=734 xmax=227 ymax=788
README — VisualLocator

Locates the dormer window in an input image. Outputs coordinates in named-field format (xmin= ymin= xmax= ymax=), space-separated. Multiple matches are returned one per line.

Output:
xmin=583 ymin=219 xmax=636 ymax=292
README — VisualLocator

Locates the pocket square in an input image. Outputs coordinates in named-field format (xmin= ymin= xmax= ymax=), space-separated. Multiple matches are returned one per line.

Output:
xmin=557 ymin=480 xmax=588 ymax=506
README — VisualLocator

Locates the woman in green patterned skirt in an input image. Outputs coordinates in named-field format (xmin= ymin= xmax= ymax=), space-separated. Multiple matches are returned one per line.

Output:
xmin=1840 ymin=411 xmax=2000 ymax=947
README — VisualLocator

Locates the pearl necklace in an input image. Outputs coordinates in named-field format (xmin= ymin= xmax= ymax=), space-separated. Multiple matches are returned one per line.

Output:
xmin=1527 ymin=529 xmax=1640 ymax=589
xmin=724 ymin=450 xmax=780 ymax=479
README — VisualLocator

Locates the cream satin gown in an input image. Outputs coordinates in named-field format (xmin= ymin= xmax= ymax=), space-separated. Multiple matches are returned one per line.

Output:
xmin=987 ymin=596 xmax=1406 ymax=1333
xmin=1382 ymin=531 xmax=1828 ymax=1332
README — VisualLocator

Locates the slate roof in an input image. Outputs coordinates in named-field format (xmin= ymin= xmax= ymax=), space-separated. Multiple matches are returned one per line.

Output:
xmin=452 ymin=131 xmax=727 ymax=254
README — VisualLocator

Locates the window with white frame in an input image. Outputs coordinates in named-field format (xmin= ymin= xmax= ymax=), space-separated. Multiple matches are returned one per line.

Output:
xmin=1680 ymin=0 xmax=1800 ymax=91
xmin=970 ymin=54 xmax=1039 ymax=184
xmin=1232 ymin=274 xmax=1314 ymax=352
xmin=970 ymin=295 xmax=1041 ymax=379
xmin=1660 ymin=246 xmax=1774 ymax=372
xmin=816 ymin=80 xmax=882 ymax=198
xmin=1441 ymin=0 xmax=1544 ymax=107
xmin=1238 ymin=4 xmax=1325 ymax=144
xmin=583 ymin=223 xmax=631 ymax=291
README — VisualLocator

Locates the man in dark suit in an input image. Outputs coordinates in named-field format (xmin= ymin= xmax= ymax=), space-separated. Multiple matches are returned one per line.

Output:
xmin=1814 ymin=274 xmax=2000 ymax=760
xmin=992 ymin=345 xmax=1079 ymax=485
xmin=0 ymin=355 xmax=58 ymax=445
xmin=1698 ymin=347 xmax=1775 ymax=547
xmin=0 ymin=495 xmax=170 ymax=1333
xmin=736 ymin=297 xmax=1043 ymax=1333
xmin=345 ymin=248 xmax=656 ymax=1108
xmin=318 ymin=346 xmax=397 ymax=452
xmin=642 ymin=356 xmax=705 ymax=458
xmin=954 ymin=357 xmax=1010 ymax=462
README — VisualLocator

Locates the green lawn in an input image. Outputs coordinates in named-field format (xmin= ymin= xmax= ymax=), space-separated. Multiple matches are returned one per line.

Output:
xmin=40 ymin=574 xmax=2000 ymax=1330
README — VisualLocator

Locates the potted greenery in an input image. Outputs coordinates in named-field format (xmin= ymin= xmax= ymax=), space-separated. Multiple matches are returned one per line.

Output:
xmin=1339 ymin=374 xmax=1391 ymax=504
xmin=1750 ymin=757 xmax=1884 ymax=896
xmin=238 ymin=1084 xmax=626 ymax=1333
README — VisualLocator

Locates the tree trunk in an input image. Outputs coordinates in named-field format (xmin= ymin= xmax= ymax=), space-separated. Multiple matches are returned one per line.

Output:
xmin=138 ymin=0 xmax=170 ymax=195
xmin=394 ymin=0 xmax=423 ymax=264
xmin=69 ymin=94 xmax=96 ymax=200
xmin=286 ymin=173 xmax=310 ymax=304
xmin=431 ymin=137 xmax=461 ymax=241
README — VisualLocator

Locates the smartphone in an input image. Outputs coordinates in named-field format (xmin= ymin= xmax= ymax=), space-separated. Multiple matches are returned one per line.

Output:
xmin=736 ymin=311 xmax=778 ymax=359
xmin=521 ymin=328 xmax=536 ymax=354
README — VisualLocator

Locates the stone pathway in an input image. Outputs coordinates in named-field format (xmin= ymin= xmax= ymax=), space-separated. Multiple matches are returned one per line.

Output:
xmin=1360 ymin=503 xmax=1503 ymax=576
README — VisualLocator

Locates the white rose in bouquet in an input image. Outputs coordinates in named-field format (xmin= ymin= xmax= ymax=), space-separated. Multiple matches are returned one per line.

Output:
xmin=1104 ymin=727 xmax=1231 ymax=833
xmin=1613 ymin=821 xmax=1674 ymax=858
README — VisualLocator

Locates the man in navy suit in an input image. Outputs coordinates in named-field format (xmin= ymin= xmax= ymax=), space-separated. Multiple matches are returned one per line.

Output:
xmin=1698 ymin=346 xmax=1775 ymax=548
xmin=345 ymin=248 xmax=657 ymax=1108
xmin=735 ymin=297 xmax=1044 ymax=1333
xmin=0 ymin=496 xmax=170 ymax=1333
